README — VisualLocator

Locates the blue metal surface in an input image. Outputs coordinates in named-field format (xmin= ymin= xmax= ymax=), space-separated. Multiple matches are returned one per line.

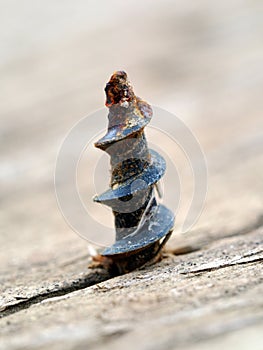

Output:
xmin=101 ymin=204 xmax=175 ymax=256
xmin=95 ymin=117 xmax=151 ymax=148
xmin=93 ymin=149 xmax=166 ymax=206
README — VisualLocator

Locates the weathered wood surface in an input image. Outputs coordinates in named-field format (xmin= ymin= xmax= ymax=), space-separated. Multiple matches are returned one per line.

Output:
xmin=0 ymin=1 xmax=263 ymax=349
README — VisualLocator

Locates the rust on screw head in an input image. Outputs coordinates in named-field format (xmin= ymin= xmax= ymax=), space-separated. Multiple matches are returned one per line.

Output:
xmin=93 ymin=71 xmax=175 ymax=275
xmin=104 ymin=71 xmax=135 ymax=107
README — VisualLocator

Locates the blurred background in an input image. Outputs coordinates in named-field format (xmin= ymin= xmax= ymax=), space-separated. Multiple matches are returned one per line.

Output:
xmin=0 ymin=0 xmax=263 ymax=274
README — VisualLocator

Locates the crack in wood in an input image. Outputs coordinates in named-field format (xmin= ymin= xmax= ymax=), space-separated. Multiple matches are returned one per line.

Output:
xmin=180 ymin=256 xmax=263 ymax=275
xmin=0 ymin=269 xmax=111 ymax=319
xmin=2 ymin=255 xmax=262 ymax=319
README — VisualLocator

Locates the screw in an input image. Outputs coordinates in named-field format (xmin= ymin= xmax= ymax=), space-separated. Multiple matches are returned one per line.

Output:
xmin=93 ymin=71 xmax=174 ymax=275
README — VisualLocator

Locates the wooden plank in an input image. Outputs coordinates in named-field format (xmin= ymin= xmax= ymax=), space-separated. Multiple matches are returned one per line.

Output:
xmin=0 ymin=230 xmax=262 ymax=349
xmin=1 ymin=1 xmax=263 ymax=349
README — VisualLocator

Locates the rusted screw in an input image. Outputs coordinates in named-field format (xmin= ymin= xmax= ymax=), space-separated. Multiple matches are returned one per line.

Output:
xmin=93 ymin=71 xmax=174 ymax=275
